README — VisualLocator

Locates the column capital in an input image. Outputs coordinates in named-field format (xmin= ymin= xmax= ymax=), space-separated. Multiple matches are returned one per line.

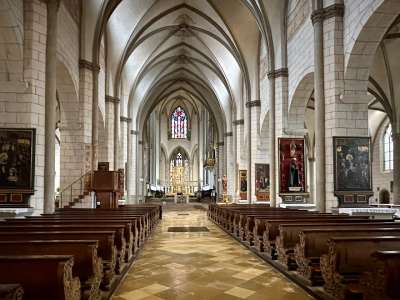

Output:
xmin=267 ymin=68 xmax=288 ymax=79
xmin=224 ymin=132 xmax=233 ymax=137
xmin=311 ymin=3 xmax=344 ymax=24
xmin=120 ymin=116 xmax=132 ymax=123
xmin=79 ymin=59 xmax=100 ymax=72
xmin=245 ymin=100 xmax=261 ymax=108
xmin=233 ymin=119 xmax=244 ymax=126
xmin=105 ymin=95 xmax=120 ymax=104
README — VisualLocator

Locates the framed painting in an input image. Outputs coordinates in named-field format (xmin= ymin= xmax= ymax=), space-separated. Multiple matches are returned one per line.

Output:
xmin=278 ymin=138 xmax=306 ymax=194
xmin=255 ymin=164 xmax=270 ymax=201
xmin=0 ymin=128 xmax=35 ymax=191
xmin=333 ymin=137 xmax=372 ymax=192
xmin=239 ymin=170 xmax=247 ymax=200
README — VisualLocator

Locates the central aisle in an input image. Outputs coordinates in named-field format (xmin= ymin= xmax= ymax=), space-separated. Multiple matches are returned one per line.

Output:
xmin=112 ymin=206 xmax=313 ymax=300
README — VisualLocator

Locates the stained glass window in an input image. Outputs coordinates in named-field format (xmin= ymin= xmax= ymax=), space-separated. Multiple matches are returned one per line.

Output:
xmin=384 ymin=125 xmax=393 ymax=171
xmin=171 ymin=106 xmax=187 ymax=139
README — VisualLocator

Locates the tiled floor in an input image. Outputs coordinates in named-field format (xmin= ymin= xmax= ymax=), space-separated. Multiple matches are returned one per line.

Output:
xmin=112 ymin=205 xmax=314 ymax=300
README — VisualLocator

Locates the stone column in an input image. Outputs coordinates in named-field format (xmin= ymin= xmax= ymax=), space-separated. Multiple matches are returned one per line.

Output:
xmin=43 ymin=0 xmax=60 ymax=214
xmin=266 ymin=75 xmax=277 ymax=207
xmin=136 ymin=139 xmax=142 ymax=201
xmin=91 ymin=69 xmax=100 ymax=172
xmin=127 ymin=129 xmax=138 ymax=203
xmin=246 ymin=102 xmax=252 ymax=203
xmin=233 ymin=120 xmax=244 ymax=202
xmin=246 ymin=101 xmax=260 ymax=203
xmin=308 ymin=158 xmax=315 ymax=205
xmin=217 ymin=142 xmax=224 ymax=196
xmin=225 ymin=132 xmax=234 ymax=198
xmin=311 ymin=5 xmax=326 ymax=212
xmin=114 ymin=97 xmax=120 ymax=170
xmin=155 ymin=111 xmax=160 ymax=185
xmin=393 ymin=130 xmax=400 ymax=204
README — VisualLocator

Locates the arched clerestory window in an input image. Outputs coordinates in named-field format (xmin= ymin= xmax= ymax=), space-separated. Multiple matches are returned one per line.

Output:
xmin=170 ymin=106 xmax=188 ymax=139
xmin=383 ymin=124 xmax=393 ymax=171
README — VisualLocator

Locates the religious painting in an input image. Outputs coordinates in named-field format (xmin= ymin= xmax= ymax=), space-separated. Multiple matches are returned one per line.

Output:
xmin=239 ymin=170 xmax=247 ymax=200
xmin=278 ymin=138 xmax=306 ymax=194
xmin=255 ymin=164 xmax=270 ymax=201
xmin=333 ymin=137 xmax=372 ymax=192
xmin=0 ymin=128 xmax=35 ymax=191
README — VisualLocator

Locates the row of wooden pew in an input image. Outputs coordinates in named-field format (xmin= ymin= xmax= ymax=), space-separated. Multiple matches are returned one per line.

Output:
xmin=208 ymin=204 xmax=400 ymax=300
xmin=0 ymin=205 xmax=162 ymax=300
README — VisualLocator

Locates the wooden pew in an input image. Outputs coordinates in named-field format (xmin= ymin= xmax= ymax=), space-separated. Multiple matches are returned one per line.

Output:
xmin=0 ymin=231 xmax=116 ymax=289
xmin=293 ymin=227 xmax=400 ymax=286
xmin=245 ymin=214 xmax=367 ymax=245
xmin=25 ymin=214 xmax=145 ymax=245
xmin=320 ymin=236 xmax=400 ymax=300
xmin=0 ymin=255 xmax=81 ymax=300
xmin=0 ymin=284 xmax=23 ymax=300
xmin=0 ymin=240 xmax=102 ymax=300
xmin=56 ymin=207 xmax=161 ymax=234
xmin=254 ymin=217 xmax=372 ymax=252
xmin=0 ymin=222 xmax=132 ymax=262
xmin=359 ymin=250 xmax=400 ymax=300
xmin=5 ymin=218 xmax=138 ymax=257
xmin=274 ymin=222 xmax=398 ymax=270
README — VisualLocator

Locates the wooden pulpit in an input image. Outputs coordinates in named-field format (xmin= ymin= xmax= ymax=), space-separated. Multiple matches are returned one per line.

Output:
xmin=92 ymin=170 xmax=120 ymax=208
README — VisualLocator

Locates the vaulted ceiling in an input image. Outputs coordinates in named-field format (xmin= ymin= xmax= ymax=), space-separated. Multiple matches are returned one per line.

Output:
xmin=81 ymin=0 xmax=287 ymax=134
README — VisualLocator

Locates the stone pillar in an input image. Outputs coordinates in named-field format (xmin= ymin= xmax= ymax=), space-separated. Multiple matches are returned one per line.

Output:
xmin=155 ymin=111 xmax=160 ymax=185
xmin=43 ymin=0 xmax=60 ymax=214
xmin=136 ymin=140 xmax=143 ymax=201
xmin=225 ymin=133 xmax=235 ymax=198
xmin=308 ymin=158 xmax=315 ymax=205
xmin=217 ymin=142 xmax=224 ymax=196
xmin=311 ymin=4 xmax=326 ymax=212
xmin=114 ymin=97 xmax=120 ymax=170
xmin=233 ymin=119 xmax=244 ymax=202
xmin=246 ymin=101 xmax=261 ymax=203
xmin=393 ymin=131 xmax=400 ymax=204
xmin=246 ymin=102 xmax=252 ymax=203
xmin=119 ymin=116 xmax=130 ymax=173
xmin=104 ymin=96 xmax=117 ymax=169
xmin=91 ymin=69 xmax=100 ymax=172
xmin=127 ymin=129 xmax=138 ymax=203
xmin=267 ymin=75 xmax=277 ymax=207
xmin=198 ymin=110 xmax=203 ymax=189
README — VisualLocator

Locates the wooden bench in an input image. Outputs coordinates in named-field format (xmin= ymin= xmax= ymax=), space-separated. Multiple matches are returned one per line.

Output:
xmin=274 ymin=222 xmax=399 ymax=270
xmin=254 ymin=217 xmax=372 ymax=253
xmin=0 ymin=240 xmax=102 ymax=300
xmin=246 ymin=215 xmax=366 ymax=246
xmin=320 ymin=236 xmax=400 ymax=300
xmin=0 ymin=255 xmax=81 ymax=300
xmin=0 ymin=231 xmax=116 ymax=289
xmin=359 ymin=250 xmax=400 ymax=300
xmin=0 ymin=222 xmax=133 ymax=262
xmin=26 ymin=214 xmax=146 ymax=245
xmin=293 ymin=227 xmax=400 ymax=286
xmin=0 ymin=284 xmax=23 ymax=300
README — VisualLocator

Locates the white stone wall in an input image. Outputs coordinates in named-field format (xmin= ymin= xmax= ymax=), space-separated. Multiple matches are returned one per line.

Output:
xmin=287 ymin=9 xmax=314 ymax=109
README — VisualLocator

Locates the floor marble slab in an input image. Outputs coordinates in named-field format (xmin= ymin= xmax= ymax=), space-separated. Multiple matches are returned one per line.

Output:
xmin=112 ymin=206 xmax=314 ymax=300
